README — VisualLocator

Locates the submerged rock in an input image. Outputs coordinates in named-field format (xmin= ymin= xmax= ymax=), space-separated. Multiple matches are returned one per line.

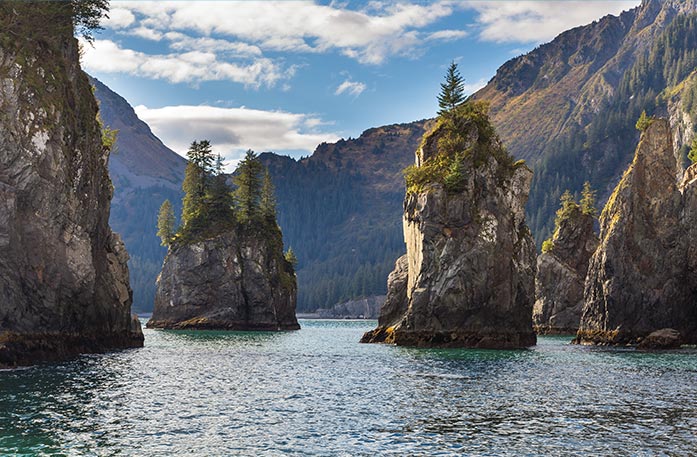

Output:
xmin=577 ymin=119 xmax=697 ymax=345
xmin=362 ymin=104 xmax=537 ymax=348
xmin=533 ymin=204 xmax=598 ymax=334
xmin=148 ymin=230 xmax=299 ymax=331
xmin=0 ymin=4 xmax=143 ymax=367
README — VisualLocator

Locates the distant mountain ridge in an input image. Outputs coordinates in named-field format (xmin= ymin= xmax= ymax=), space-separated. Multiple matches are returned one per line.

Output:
xmin=474 ymin=0 xmax=697 ymax=240
xmin=98 ymin=0 xmax=697 ymax=312
xmin=92 ymin=77 xmax=186 ymax=312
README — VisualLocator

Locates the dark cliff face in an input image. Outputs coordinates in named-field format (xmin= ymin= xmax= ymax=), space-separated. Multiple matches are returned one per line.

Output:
xmin=577 ymin=119 xmax=697 ymax=345
xmin=362 ymin=109 xmax=537 ymax=349
xmin=148 ymin=229 xmax=298 ymax=331
xmin=0 ymin=4 xmax=142 ymax=367
xmin=533 ymin=210 xmax=598 ymax=334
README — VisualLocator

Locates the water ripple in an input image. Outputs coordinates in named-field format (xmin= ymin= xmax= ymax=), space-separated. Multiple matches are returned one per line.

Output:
xmin=1 ymin=321 xmax=697 ymax=455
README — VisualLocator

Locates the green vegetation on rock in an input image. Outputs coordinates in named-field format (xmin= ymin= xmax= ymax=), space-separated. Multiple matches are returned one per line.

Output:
xmin=541 ymin=182 xmax=597 ymax=252
xmin=156 ymin=200 xmax=176 ymax=246
xmin=635 ymin=111 xmax=653 ymax=132
xmin=405 ymin=100 xmax=520 ymax=195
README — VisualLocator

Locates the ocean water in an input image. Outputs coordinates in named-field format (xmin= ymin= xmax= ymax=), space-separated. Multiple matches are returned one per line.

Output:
xmin=1 ymin=319 xmax=696 ymax=456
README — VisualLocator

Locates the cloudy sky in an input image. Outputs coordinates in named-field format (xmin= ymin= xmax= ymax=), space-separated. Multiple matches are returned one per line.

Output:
xmin=83 ymin=0 xmax=640 ymax=167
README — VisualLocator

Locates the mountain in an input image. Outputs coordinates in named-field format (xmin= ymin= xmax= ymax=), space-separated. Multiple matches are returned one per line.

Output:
xmin=97 ymin=0 xmax=697 ymax=313
xmin=261 ymin=122 xmax=427 ymax=311
xmin=92 ymin=77 xmax=186 ymax=312
xmin=473 ymin=0 xmax=697 ymax=242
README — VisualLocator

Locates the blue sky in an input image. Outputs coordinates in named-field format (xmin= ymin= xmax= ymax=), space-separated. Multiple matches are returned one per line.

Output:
xmin=83 ymin=0 xmax=640 ymax=168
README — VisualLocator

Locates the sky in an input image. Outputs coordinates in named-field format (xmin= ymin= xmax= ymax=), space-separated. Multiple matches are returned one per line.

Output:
xmin=82 ymin=0 xmax=641 ymax=168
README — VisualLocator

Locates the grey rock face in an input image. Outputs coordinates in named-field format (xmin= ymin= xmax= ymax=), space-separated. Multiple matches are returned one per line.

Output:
xmin=148 ymin=231 xmax=299 ymax=330
xmin=0 ymin=6 xmax=143 ymax=367
xmin=363 ymin=117 xmax=537 ymax=348
xmin=533 ymin=210 xmax=598 ymax=334
xmin=577 ymin=119 xmax=697 ymax=345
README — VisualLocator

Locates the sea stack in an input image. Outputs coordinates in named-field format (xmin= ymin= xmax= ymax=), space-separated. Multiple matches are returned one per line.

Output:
xmin=362 ymin=102 xmax=537 ymax=348
xmin=147 ymin=151 xmax=298 ymax=331
xmin=577 ymin=119 xmax=697 ymax=345
xmin=533 ymin=191 xmax=598 ymax=334
xmin=0 ymin=4 xmax=143 ymax=367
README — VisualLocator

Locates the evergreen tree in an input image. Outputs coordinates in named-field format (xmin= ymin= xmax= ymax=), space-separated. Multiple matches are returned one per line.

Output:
xmin=285 ymin=247 xmax=298 ymax=268
xmin=233 ymin=150 xmax=264 ymax=223
xmin=207 ymin=155 xmax=235 ymax=224
xmin=181 ymin=161 xmax=206 ymax=230
xmin=437 ymin=61 xmax=465 ymax=117
xmin=186 ymin=140 xmax=215 ymax=196
xmin=636 ymin=110 xmax=652 ymax=131
xmin=156 ymin=199 xmax=176 ymax=246
xmin=688 ymin=137 xmax=697 ymax=164
xmin=260 ymin=169 xmax=278 ymax=223
xmin=554 ymin=190 xmax=580 ymax=227
xmin=580 ymin=181 xmax=597 ymax=216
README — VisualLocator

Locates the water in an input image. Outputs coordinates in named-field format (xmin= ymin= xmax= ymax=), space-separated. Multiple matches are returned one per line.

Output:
xmin=1 ymin=319 xmax=697 ymax=456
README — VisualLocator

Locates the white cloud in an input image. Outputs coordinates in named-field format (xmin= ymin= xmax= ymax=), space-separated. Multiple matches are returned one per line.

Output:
xmin=109 ymin=0 xmax=457 ymax=64
xmin=134 ymin=105 xmax=341 ymax=168
xmin=335 ymin=80 xmax=367 ymax=97
xmin=426 ymin=29 xmax=469 ymax=42
xmin=465 ymin=1 xmax=641 ymax=44
xmin=103 ymin=8 xmax=135 ymax=29
xmin=165 ymin=33 xmax=263 ymax=56
xmin=130 ymin=26 xmax=164 ymax=41
xmin=81 ymin=39 xmax=289 ymax=87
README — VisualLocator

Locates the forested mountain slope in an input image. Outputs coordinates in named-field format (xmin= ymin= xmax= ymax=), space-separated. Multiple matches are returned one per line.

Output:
xmin=261 ymin=122 xmax=427 ymax=311
xmin=474 ymin=0 xmax=697 ymax=241
xmin=100 ymin=0 xmax=697 ymax=312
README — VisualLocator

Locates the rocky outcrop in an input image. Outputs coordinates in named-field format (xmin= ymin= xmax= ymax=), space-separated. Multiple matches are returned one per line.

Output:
xmin=637 ymin=328 xmax=683 ymax=349
xmin=533 ymin=209 xmax=598 ymax=334
xmin=148 ymin=230 xmax=299 ymax=330
xmin=362 ymin=106 xmax=537 ymax=348
xmin=0 ymin=5 xmax=143 ymax=367
xmin=576 ymin=119 xmax=697 ymax=345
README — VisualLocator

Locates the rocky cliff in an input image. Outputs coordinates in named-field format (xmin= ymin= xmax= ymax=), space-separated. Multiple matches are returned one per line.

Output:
xmin=473 ymin=0 xmax=697 ymax=243
xmin=533 ymin=206 xmax=598 ymax=334
xmin=0 ymin=4 xmax=143 ymax=367
xmin=92 ymin=77 xmax=186 ymax=312
xmin=577 ymin=119 xmax=697 ymax=345
xmin=362 ymin=104 xmax=537 ymax=348
xmin=148 ymin=229 xmax=299 ymax=331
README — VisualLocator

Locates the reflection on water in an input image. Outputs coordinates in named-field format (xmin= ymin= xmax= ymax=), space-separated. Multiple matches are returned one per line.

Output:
xmin=1 ymin=319 xmax=697 ymax=455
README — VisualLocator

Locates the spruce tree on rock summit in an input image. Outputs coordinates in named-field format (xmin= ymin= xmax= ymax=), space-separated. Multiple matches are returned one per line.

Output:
xmin=156 ymin=199 xmax=176 ymax=246
xmin=234 ymin=150 xmax=264 ymax=224
xmin=437 ymin=61 xmax=466 ymax=117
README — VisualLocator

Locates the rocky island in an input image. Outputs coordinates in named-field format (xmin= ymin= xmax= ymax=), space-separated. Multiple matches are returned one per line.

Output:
xmin=0 ymin=3 xmax=143 ymax=367
xmin=362 ymin=65 xmax=537 ymax=348
xmin=533 ymin=186 xmax=598 ymax=334
xmin=576 ymin=119 xmax=697 ymax=346
xmin=148 ymin=148 xmax=299 ymax=330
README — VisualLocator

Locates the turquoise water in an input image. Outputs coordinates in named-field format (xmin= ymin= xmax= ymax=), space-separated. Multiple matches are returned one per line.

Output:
xmin=1 ymin=319 xmax=697 ymax=456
